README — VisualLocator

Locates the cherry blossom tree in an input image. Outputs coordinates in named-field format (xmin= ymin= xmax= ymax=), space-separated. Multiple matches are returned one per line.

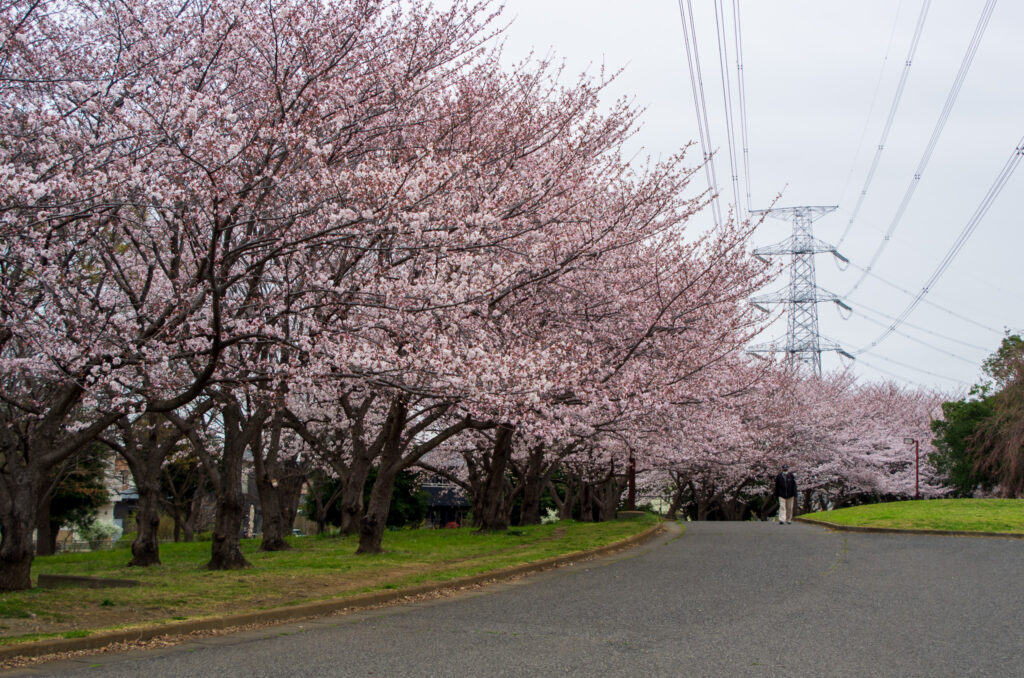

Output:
xmin=1 ymin=0 xmax=504 ymax=584
xmin=1 ymin=0 xmax=959 ymax=595
xmin=102 ymin=407 xmax=211 ymax=566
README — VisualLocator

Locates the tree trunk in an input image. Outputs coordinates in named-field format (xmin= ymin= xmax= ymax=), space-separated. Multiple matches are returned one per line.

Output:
xmin=579 ymin=482 xmax=594 ymax=522
xmin=164 ymin=482 xmax=189 ymax=543
xmin=666 ymin=482 xmax=685 ymax=521
xmin=184 ymin=490 xmax=204 ymax=541
xmin=717 ymin=499 xmax=740 ymax=521
xmin=339 ymin=454 xmax=373 ymax=536
xmin=253 ymin=426 xmax=290 ymax=552
xmin=34 ymin=469 xmax=61 ymax=557
xmin=594 ymin=472 xmax=625 ymax=522
xmin=356 ymin=399 xmax=407 ymax=554
xmin=255 ymin=479 xmax=288 ymax=551
xmin=478 ymin=425 xmax=515 ymax=531
xmin=127 ymin=462 xmax=163 ymax=567
xmin=0 ymin=466 xmax=42 ymax=591
xmin=552 ymin=472 xmax=579 ymax=521
xmin=171 ymin=506 xmax=183 ymax=543
xmin=356 ymin=464 xmax=399 ymax=554
xmin=160 ymin=454 xmax=205 ymax=544
xmin=801 ymin=490 xmax=813 ymax=516
xmin=278 ymin=459 xmax=306 ymax=532
xmin=208 ymin=489 xmax=250 ymax=569
xmin=457 ymin=450 xmax=486 ymax=529
xmin=517 ymin=445 xmax=546 ymax=526
xmin=35 ymin=498 xmax=56 ymax=557
xmin=205 ymin=406 xmax=257 ymax=570
xmin=119 ymin=412 xmax=202 ymax=564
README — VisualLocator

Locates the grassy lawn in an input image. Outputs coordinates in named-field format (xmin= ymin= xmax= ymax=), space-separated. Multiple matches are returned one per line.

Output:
xmin=0 ymin=515 xmax=657 ymax=645
xmin=802 ymin=498 xmax=1024 ymax=533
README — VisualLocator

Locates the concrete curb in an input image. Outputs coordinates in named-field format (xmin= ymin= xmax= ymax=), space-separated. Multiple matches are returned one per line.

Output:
xmin=0 ymin=522 xmax=666 ymax=662
xmin=795 ymin=517 xmax=1024 ymax=539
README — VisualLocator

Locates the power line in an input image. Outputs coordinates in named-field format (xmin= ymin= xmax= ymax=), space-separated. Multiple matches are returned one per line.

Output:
xmin=712 ymin=0 xmax=742 ymax=218
xmin=839 ymin=257 xmax=1004 ymax=335
xmin=823 ymin=333 xmax=971 ymax=386
xmin=854 ymin=134 xmax=1024 ymax=355
xmin=836 ymin=302 xmax=981 ymax=366
xmin=854 ymin=352 xmax=970 ymax=386
xmin=731 ymin=0 xmax=752 ymax=215
xmin=839 ymin=294 xmax=992 ymax=353
xmin=844 ymin=0 xmax=998 ymax=297
xmin=837 ymin=0 xmax=907 ymax=210
xmin=853 ymin=354 xmax=969 ymax=389
xmin=836 ymin=0 xmax=931 ymax=248
xmin=678 ymin=0 xmax=723 ymax=228
xmin=843 ymin=354 xmax=927 ymax=386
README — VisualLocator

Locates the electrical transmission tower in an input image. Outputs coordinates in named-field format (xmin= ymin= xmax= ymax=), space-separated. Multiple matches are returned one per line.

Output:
xmin=748 ymin=206 xmax=854 ymax=376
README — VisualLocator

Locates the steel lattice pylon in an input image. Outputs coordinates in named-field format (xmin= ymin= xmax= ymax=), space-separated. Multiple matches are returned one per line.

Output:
xmin=748 ymin=206 xmax=853 ymax=376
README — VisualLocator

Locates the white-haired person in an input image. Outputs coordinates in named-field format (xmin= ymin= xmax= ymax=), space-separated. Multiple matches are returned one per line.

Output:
xmin=775 ymin=464 xmax=797 ymax=524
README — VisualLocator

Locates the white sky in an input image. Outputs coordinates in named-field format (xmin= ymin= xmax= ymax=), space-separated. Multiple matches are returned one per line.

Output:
xmin=493 ymin=0 xmax=1024 ymax=393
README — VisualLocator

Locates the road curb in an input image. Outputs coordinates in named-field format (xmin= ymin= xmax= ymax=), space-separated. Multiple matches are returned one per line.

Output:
xmin=0 ymin=521 xmax=666 ymax=662
xmin=795 ymin=517 xmax=1024 ymax=539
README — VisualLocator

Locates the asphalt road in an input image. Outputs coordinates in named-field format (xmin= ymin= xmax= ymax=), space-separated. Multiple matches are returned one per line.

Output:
xmin=15 ymin=521 xmax=1024 ymax=677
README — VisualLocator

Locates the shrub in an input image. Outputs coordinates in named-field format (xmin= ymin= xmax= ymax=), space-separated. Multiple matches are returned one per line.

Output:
xmin=78 ymin=522 xmax=122 ymax=551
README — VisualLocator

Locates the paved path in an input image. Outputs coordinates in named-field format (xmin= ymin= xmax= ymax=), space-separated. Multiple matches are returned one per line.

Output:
xmin=15 ymin=522 xmax=1024 ymax=677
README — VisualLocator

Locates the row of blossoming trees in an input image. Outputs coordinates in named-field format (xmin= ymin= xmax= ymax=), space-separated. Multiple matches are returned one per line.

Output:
xmin=645 ymin=374 xmax=946 ymax=521
xmin=0 ymin=0 xmax=946 ymax=592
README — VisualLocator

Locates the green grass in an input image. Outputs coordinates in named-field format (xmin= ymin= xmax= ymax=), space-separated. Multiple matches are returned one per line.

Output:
xmin=0 ymin=515 xmax=657 ymax=645
xmin=802 ymin=498 xmax=1024 ymax=533
xmin=0 ymin=600 xmax=33 ymax=620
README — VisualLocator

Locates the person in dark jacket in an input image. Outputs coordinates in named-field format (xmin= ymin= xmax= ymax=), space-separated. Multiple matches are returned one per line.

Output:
xmin=775 ymin=464 xmax=797 ymax=524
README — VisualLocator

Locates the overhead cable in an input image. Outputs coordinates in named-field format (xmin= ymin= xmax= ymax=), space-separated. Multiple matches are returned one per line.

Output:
xmin=678 ymin=0 xmax=723 ymax=228
xmin=854 ymin=134 xmax=1024 ymax=356
xmin=731 ymin=0 xmax=752 ymax=215
xmin=844 ymin=0 xmax=998 ymax=297
xmin=823 ymin=333 xmax=971 ymax=385
xmin=842 ymin=295 xmax=992 ymax=353
xmin=854 ymin=355 xmax=969 ymax=389
xmin=840 ymin=257 xmax=1003 ymax=335
xmin=836 ymin=1 xmax=907 ymax=211
xmin=712 ymin=0 xmax=743 ymax=218
xmin=842 ymin=355 xmax=929 ymax=387
xmin=837 ymin=0 xmax=931 ymax=247
xmin=855 ymin=352 xmax=970 ymax=386
xmin=837 ymin=303 xmax=981 ymax=365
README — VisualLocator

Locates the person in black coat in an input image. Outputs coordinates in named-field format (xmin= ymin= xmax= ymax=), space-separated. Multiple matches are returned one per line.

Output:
xmin=775 ymin=464 xmax=797 ymax=524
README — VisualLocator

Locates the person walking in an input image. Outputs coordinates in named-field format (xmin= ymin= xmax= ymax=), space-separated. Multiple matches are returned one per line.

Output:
xmin=775 ymin=464 xmax=797 ymax=524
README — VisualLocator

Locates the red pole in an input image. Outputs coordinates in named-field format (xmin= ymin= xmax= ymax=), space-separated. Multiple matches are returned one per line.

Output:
xmin=915 ymin=439 xmax=920 ymax=500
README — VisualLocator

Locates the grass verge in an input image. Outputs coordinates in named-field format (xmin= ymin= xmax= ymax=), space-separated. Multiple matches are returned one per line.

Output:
xmin=801 ymin=498 xmax=1024 ymax=533
xmin=0 ymin=515 xmax=657 ymax=645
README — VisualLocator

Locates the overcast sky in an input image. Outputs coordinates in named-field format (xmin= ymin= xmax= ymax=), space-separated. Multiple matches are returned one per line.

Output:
xmin=492 ymin=0 xmax=1023 ymax=393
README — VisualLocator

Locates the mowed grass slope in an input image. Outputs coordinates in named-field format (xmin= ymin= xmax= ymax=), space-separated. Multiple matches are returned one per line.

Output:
xmin=802 ymin=498 xmax=1024 ymax=533
xmin=0 ymin=515 xmax=657 ymax=645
